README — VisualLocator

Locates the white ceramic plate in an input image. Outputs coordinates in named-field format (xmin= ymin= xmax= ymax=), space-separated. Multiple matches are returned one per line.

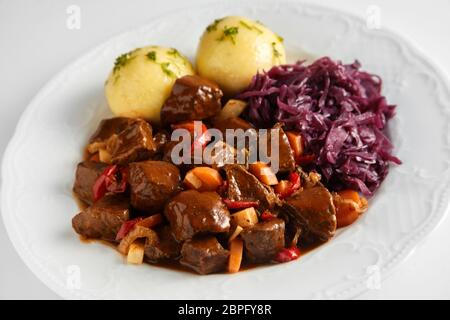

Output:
xmin=2 ymin=1 xmax=450 ymax=300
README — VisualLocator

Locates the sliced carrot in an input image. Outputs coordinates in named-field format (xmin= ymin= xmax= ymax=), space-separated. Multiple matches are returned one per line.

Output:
xmin=335 ymin=201 xmax=360 ymax=228
xmin=338 ymin=190 xmax=361 ymax=205
xmin=183 ymin=167 xmax=223 ymax=192
xmin=192 ymin=167 xmax=223 ymax=191
xmin=249 ymin=162 xmax=278 ymax=185
xmin=359 ymin=196 xmax=368 ymax=212
xmin=228 ymin=238 xmax=244 ymax=273
xmin=334 ymin=190 xmax=368 ymax=228
xmin=285 ymin=131 xmax=304 ymax=160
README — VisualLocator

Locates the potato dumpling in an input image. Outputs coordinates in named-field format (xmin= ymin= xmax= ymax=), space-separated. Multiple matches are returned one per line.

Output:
xmin=196 ymin=16 xmax=286 ymax=96
xmin=105 ymin=46 xmax=194 ymax=125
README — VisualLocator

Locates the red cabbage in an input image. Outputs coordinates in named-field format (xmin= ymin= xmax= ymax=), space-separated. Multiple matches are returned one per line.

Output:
xmin=237 ymin=57 xmax=401 ymax=196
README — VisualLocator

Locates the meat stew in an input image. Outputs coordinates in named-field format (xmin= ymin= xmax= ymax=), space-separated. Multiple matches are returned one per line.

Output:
xmin=72 ymin=74 xmax=368 ymax=275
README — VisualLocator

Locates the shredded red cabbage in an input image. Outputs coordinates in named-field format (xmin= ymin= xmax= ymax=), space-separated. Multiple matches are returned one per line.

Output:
xmin=237 ymin=57 xmax=401 ymax=195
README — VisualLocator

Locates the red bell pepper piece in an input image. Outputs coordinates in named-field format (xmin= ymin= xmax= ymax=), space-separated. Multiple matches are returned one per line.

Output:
xmin=275 ymin=247 xmax=301 ymax=263
xmin=92 ymin=165 xmax=128 ymax=202
xmin=276 ymin=172 xmax=302 ymax=199
xmin=296 ymin=154 xmax=315 ymax=166
xmin=223 ymin=199 xmax=259 ymax=210
xmin=93 ymin=165 xmax=118 ymax=201
xmin=289 ymin=172 xmax=301 ymax=190
xmin=261 ymin=211 xmax=276 ymax=221
xmin=106 ymin=167 xmax=128 ymax=193
xmin=115 ymin=217 xmax=143 ymax=241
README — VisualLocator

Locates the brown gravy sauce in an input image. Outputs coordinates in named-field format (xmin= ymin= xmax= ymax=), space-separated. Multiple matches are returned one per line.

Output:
xmin=79 ymin=233 xmax=323 ymax=274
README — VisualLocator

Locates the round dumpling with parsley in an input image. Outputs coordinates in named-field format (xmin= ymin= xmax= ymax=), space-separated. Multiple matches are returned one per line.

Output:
xmin=105 ymin=46 xmax=194 ymax=124
xmin=196 ymin=16 xmax=286 ymax=96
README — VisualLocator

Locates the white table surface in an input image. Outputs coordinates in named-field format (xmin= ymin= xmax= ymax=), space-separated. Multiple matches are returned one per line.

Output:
xmin=1 ymin=0 xmax=449 ymax=300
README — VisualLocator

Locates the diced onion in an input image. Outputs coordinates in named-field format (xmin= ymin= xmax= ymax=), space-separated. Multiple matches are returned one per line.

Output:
xmin=230 ymin=207 xmax=258 ymax=228
xmin=215 ymin=99 xmax=247 ymax=121
xmin=127 ymin=241 xmax=145 ymax=264
xmin=99 ymin=148 xmax=112 ymax=164
xmin=87 ymin=141 xmax=105 ymax=154
xmin=228 ymin=225 xmax=243 ymax=243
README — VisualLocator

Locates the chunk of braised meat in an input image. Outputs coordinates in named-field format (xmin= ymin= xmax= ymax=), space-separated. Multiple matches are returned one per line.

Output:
xmin=160 ymin=75 xmax=223 ymax=125
xmin=106 ymin=118 xmax=155 ymax=164
xmin=162 ymin=140 xmax=178 ymax=163
xmin=224 ymin=164 xmax=279 ymax=211
xmin=259 ymin=123 xmax=295 ymax=173
xmin=88 ymin=117 xmax=136 ymax=149
xmin=164 ymin=190 xmax=230 ymax=242
xmin=73 ymin=161 xmax=107 ymax=205
xmin=152 ymin=130 xmax=170 ymax=157
xmin=240 ymin=218 xmax=285 ymax=263
xmin=72 ymin=195 xmax=130 ymax=241
xmin=129 ymin=160 xmax=181 ymax=213
xmin=180 ymin=236 xmax=229 ymax=274
xmin=282 ymin=185 xmax=336 ymax=245
xmin=144 ymin=226 xmax=182 ymax=262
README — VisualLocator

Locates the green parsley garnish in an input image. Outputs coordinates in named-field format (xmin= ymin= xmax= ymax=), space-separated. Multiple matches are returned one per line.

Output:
xmin=239 ymin=20 xmax=252 ymax=30
xmin=206 ymin=18 xmax=224 ymax=32
xmin=272 ymin=42 xmax=281 ymax=58
xmin=146 ymin=51 xmax=157 ymax=61
xmin=167 ymin=48 xmax=189 ymax=66
xmin=160 ymin=62 xmax=176 ymax=78
xmin=276 ymin=34 xmax=284 ymax=43
xmin=239 ymin=20 xmax=263 ymax=34
xmin=113 ymin=51 xmax=135 ymax=74
xmin=218 ymin=26 xmax=239 ymax=44
xmin=224 ymin=26 xmax=238 ymax=36
xmin=167 ymin=48 xmax=180 ymax=57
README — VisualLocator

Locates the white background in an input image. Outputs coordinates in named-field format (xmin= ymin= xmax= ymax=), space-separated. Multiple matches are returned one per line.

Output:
xmin=0 ymin=0 xmax=449 ymax=299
